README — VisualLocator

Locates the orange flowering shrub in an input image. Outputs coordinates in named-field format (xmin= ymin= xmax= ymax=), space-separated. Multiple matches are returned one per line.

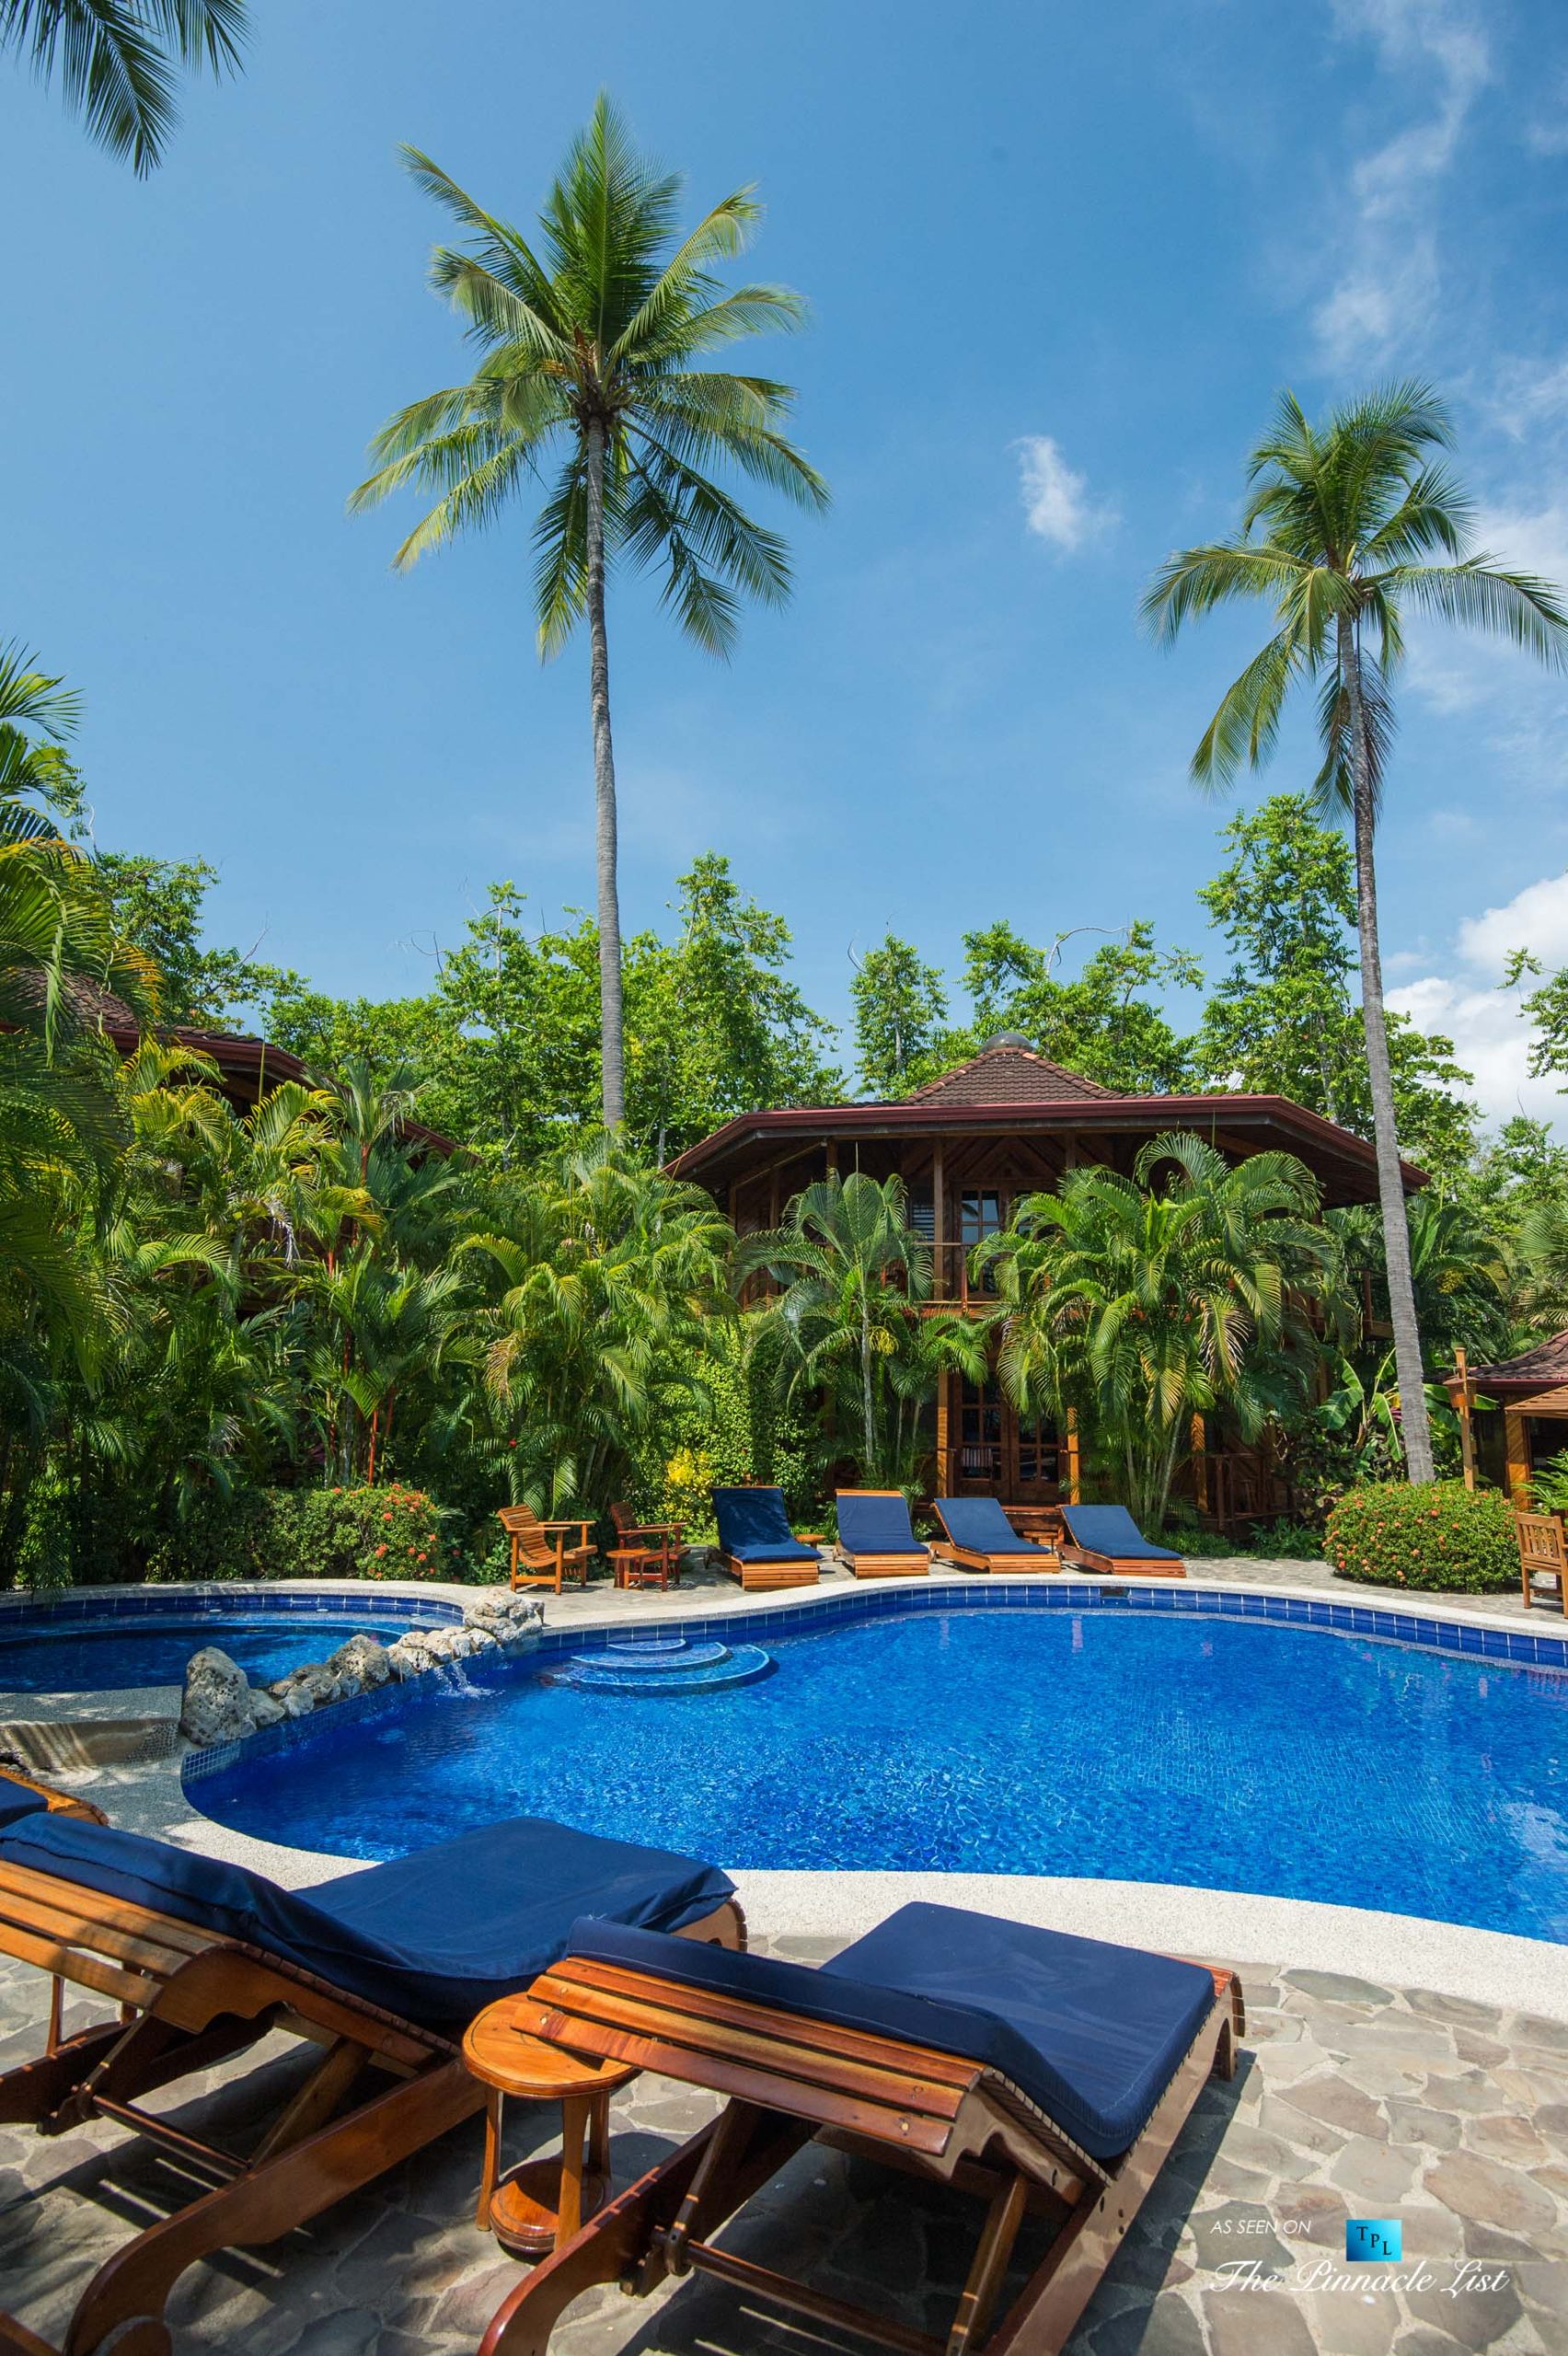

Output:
xmin=1323 ymin=1479 xmax=1516 ymax=1593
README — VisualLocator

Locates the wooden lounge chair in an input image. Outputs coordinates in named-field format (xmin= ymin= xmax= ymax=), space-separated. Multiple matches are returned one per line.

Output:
xmin=834 ymin=1489 xmax=931 ymax=1579
xmin=711 ymin=1486 xmax=821 ymax=1592
xmin=1058 ymin=1504 xmax=1185 ymax=1579
xmin=932 ymin=1495 xmax=1060 ymax=1573
xmin=608 ymin=1500 xmax=686 ymax=1586
xmin=475 ymin=1902 xmax=1243 ymax=2356
xmin=1515 ymin=1509 xmax=1568 ymax=1613
xmin=0 ymin=1782 xmax=741 ymax=2356
xmin=497 ymin=1503 xmax=594 ymax=1594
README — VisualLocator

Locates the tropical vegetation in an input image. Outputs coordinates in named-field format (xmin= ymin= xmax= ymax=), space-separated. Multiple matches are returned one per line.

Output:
xmin=1 ymin=0 xmax=248 ymax=171
xmin=352 ymin=96 xmax=828 ymax=1129
xmin=1142 ymin=382 xmax=1568 ymax=1485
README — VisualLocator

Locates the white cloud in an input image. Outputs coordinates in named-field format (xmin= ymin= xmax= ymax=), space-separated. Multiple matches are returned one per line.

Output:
xmin=1388 ymin=973 xmax=1558 ymax=1126
xmin=1389 ymin=870 xmax=1568 ymax=1130
xmin=1314 ymin=0 xmax=1491 ymax=367
xmin=1458 ymin=871 xmax=1568 ymax=977
xmin=1014 ymin=436 xmax=1116 ymax=552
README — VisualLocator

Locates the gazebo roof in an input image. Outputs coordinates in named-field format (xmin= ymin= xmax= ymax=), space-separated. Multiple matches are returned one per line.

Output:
xmin=1453 ymin=1334 xmax=1568 ymax=1397
xmin=671 ymin=1035 xmax=1425 ymax=1207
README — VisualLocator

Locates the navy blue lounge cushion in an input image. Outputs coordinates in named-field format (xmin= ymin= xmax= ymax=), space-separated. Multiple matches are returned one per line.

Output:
xmin=560 ymin=1900 xmax=1216 ymax=2163
xmin=0 ymin=1781 xmax=47 ymax=1831
xmin=835 ymin=1492 xmax=928 ymax=1560
xmin=1061 ymin=1506 xmax=1182 ymax=1564
xmin=0 ymin=1811 xmax=733 ymax=2028
xmin=712 ymin=1487 xmax=819 ymax=1565
xmin=935 ymin=1497 xmax=1047 ymax=1557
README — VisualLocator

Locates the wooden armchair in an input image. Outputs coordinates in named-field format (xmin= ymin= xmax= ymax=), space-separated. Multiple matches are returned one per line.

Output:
xmin=496 ymin=1504 xmax=594 ymax=1595
xmin=608 ymin=1500 xmax=686 ymax=1585
xmin=1515 ymin=1509 xmax=1568 ymax=1614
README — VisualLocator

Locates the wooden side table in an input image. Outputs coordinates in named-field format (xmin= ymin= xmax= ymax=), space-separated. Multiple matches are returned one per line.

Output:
xmin=463 ymin=1993 xmax=640 ymax=2258
xmin=607 ymin=1545 xmax=669 ymax=1591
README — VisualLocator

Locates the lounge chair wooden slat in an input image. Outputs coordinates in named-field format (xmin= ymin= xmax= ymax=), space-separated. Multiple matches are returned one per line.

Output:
xmin=0 ymin=1919 xmax=156 ymax=2010
xmin=0 ymin=1861 xmax=215 ymax=1954
xmin=532 ymin=1988 xmax=971 ymax=2124
xmin=0 ymin=1886 xmax=209 ymax=1978
xmin=535 ymin=1959 xmax=977 ymax=2094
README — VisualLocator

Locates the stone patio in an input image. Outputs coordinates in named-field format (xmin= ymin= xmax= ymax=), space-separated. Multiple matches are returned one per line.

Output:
xmin=4 ymin=1937 xmax=1564 ymax=2356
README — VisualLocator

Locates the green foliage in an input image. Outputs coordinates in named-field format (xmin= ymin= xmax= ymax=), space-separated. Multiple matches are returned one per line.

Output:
xmin=145 ymin=1484 xmax=453 ymax=1585
xmin=96 ymin=853 xmax=302 ymax=1033
xmin=850 ymin=936 xmax=954 ymax=1097
xmin=1323 ymin=1478 xmax=1516 ymax=1593
xmin=1194 ymin=795 xmax=1478 ymax=1181
xmin=982 ymin=1133 xmax=1332 ymax=1529
xmin=352 ymin=98 xmax=827 ymax=654
xmin=0 ymin=0 xmax=248 ymax=175
xmin=1525 ymin=1449 xmax=1568 ymax=1515
xmin=739 ymin=1171 xmax=984 ymax=1485
xmin=963 ymin=919 xmax=1199 ymax=1094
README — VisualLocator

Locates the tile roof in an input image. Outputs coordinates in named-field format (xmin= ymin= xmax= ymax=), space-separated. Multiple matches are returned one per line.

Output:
xmin=899 ymin=1040 xmax=1113 ymax=1107
xmin=1464 ymin=1333 xmax=1568 ymax=1389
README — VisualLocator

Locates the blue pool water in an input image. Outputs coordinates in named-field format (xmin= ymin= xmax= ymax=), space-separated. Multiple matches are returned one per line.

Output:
xmin=0 ymin=1611 xmax=431 ymax=1692
xmin=190 ymin=1605 xmax=1568 ymax=1944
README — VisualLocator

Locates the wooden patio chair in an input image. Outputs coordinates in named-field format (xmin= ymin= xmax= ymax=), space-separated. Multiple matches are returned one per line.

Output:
xmin=834 ymin=1489 xmax=931 ymax=1579
xmin=497 ymin=1502 xmax=594 ymax=1594
xmin=0 ymin=1778 xmax=742 ymax=2356
xmin=1057 ymin=1504 xmax=1185 ymax=1579
xmin=710 ymin=1486 xmax=822 ymax=1591
xmin=931 ymin=1496 xmax=1060 ymax=1573
xmin=1515 ymin=1509 xmax=1568 ymax=1614
xmin=475 ymin=1903 xmax=1244 ymax=2356
xmin=608 ymin=1500 xmax=686 ymax=1586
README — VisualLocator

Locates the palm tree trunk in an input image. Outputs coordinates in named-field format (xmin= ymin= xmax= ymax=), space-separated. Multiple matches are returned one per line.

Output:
xmin=584 ymin=419 xmax=626 ymax=1129
xmin=1340 ymin=617 xmax=1434 ymax=1484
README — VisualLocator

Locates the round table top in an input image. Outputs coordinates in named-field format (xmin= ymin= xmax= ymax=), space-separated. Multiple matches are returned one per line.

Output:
xmin=462 ymin=1992 xmax=640 ymax=2100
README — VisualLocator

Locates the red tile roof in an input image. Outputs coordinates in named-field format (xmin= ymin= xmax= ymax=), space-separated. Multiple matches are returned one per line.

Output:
xmin=902 ymin=1041 xmax=1113 ymax=1106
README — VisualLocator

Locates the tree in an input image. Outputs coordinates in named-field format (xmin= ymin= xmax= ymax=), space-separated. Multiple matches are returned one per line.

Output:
xmin=962 ymin=919 xmax=1199 ymax=1092
xmin=1 ymin=0 xmax=246 ymax=173
xmin=1143 ymin=382 xmax=1568 ymax=1484
xmin=352 ymin=98 xmax=828 ymax=1128
xmin=97 ymin=851 xmax=300 ymax=1031
xmin=979 ymin=1134 xmax=1332 ymax=1529
xmin=849 ymin=935 xmax=952 ymax=1098
xmin=738 ymin=1171 xmax=935 ymax=1482
xmin=1195 ymin=795 xmax=1479 ymax=1185
xmin=465 ymin=1138 xmax=734 ymax=1516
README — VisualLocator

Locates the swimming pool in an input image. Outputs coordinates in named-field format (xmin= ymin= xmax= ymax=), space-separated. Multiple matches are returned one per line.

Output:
xmin=0 ymin=1593 xmax=455 ymax=1692
xmin=189 ymin=1598 xmax=1568 ymax=1945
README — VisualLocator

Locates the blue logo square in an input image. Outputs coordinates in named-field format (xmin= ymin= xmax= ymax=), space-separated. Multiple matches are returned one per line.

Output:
xmin=1345 ymin=2218 xmax=1401 ymax=2263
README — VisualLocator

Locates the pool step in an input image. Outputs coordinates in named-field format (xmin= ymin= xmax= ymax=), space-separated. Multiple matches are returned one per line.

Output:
xmin=542 ymin=1634 xmax=774 ymax=1696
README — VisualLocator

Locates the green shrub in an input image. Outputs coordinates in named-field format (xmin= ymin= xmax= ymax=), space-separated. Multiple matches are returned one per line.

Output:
xmin=145 ymin=1484 xmax=455 ymax=1585
xmin=1322 ymin=1479 xmax=1516 ymax=1593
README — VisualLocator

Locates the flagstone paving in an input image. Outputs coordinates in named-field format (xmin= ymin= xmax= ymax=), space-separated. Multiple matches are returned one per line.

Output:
xmin=2 ymin=1939 xmax=1563 ymax=2354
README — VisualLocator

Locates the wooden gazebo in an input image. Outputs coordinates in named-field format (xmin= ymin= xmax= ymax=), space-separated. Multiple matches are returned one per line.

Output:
xmin=1446 ymin=1335 xmax=1568 ymax=1501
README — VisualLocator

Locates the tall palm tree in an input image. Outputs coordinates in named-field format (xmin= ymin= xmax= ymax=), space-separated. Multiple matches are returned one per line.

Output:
xmin=1143 ymin=384 xmax=1568 ymax=1483
xmin=1 ymin=0 xmax=246 ymax=173
xmin=352 ymin=96 xmax=828 ymax=1126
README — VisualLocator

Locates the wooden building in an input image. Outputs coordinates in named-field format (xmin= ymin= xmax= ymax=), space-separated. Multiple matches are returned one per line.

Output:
xmin=672 ymin=1034 xmax=1421 ymax=1526
xmin=1445 ymin=1336 xmax=1568 ymax=1502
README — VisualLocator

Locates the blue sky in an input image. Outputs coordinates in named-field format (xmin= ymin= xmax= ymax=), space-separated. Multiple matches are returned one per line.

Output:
xmin=6 ymin=0 xmax=1568 ymax=1123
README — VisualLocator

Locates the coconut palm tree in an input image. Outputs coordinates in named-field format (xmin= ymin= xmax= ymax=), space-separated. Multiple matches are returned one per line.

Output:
xmin=1143 ymin=384 xmax=1568 ymax=1483
xmin=352 ymin=96 xmax=828 ymax=1127
xmin=1 ymin=0 xmax=246 ymax=173
xmin=978 ymin=1134 xmax=1332 ymax=1530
